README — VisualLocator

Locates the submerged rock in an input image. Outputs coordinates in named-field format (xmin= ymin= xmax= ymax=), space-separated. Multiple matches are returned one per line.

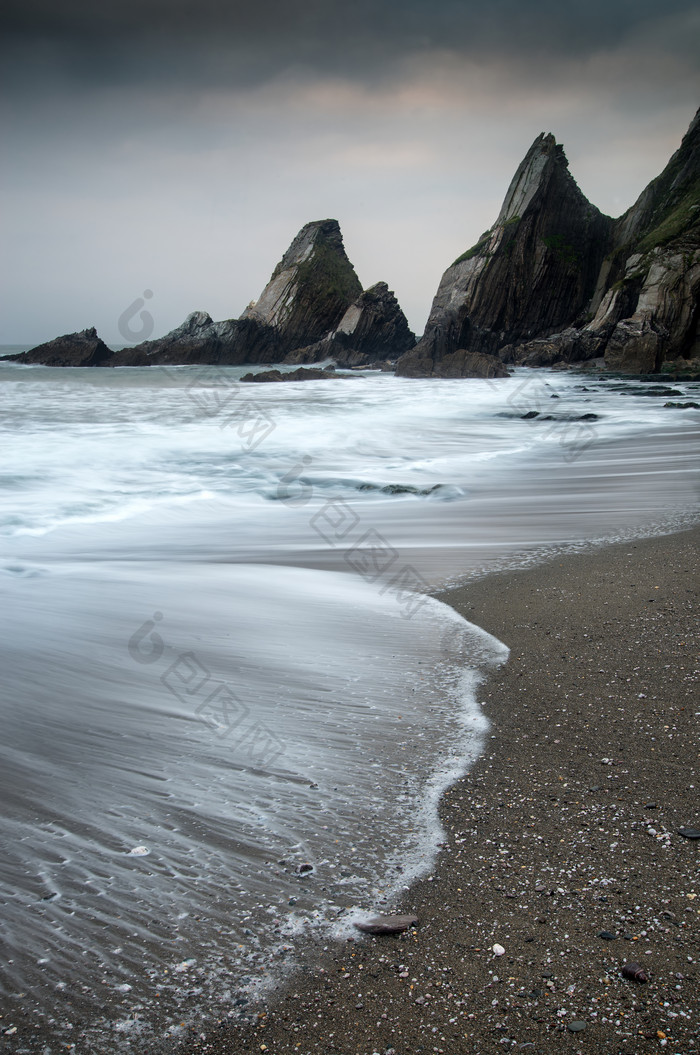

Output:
xmin=240 ymin=367 xmax=341 ymax=382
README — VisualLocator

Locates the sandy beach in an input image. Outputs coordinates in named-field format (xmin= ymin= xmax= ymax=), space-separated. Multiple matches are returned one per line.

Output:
xmin=185 ymin=525 xmax=699 ymax=1055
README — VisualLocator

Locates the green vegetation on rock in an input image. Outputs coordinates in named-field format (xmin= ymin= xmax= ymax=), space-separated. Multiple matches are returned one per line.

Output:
xmin=542 ymin=234 xmax=580 ymax=268
xmin=291 ymin=238 xmax=362 ymax=327
xmin=636 ymin=182 xmax=700 ymax=254
xmin=452 ymin=234 xmax=492 ymax=267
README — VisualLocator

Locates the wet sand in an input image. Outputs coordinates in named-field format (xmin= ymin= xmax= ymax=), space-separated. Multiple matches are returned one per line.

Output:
xmin=186 ymin=525 xmax=699 ymax=1054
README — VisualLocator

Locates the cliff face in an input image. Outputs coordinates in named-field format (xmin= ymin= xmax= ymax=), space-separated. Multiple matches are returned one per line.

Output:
xmin=509 ymin=108 xmax=700 ymax=375
xmin=587 ymin=108 xmax=700 ymax=372
xmin=397 ymin=134 xmax=613 ymax=377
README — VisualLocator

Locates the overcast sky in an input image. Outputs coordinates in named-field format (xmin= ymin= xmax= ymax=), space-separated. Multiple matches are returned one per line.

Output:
xmin=1 ymin=1 xmax=698 ymax=345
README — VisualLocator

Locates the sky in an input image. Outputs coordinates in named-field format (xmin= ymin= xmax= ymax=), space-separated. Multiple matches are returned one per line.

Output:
xmin=1 ymin=1 xmax=699 ymax=346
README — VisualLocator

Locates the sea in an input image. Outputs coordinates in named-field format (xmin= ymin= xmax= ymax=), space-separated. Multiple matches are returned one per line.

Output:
xmin=1 ymin=352 xmax=698 ymax=1051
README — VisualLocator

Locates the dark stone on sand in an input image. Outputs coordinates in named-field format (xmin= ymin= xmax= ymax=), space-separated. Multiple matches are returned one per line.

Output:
xmin=567 ymin=1020 xmax=587 ymax=1033
xmin=298 ymin=863 xmax=314 ymax=874
xmin=678 ymin=827 xmax=700 ymax=839
xmin=354 ymin=913 xmax=418 ymax=935
xmin=597 ymin=930 xmax=617 ymax=940
xmin=621 ymin=962 xmax=649 ymax=983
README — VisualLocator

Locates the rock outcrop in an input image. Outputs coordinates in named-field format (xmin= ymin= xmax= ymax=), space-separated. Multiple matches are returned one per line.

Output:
xmin=241 ymin=219 xmax=363 ymax=353
xmin=111 ymin=311 xmax=243 ymax=366
xmin=110 ymin=219 xmax=364 ymax=367
xmin=284 ymin=281 xmax=416 ymax=366
xmin=398 ymin=107 xmax=700 ymax=377
xmin=14 ymin=111 xmax=699 ymax=378
xmin=397 ymin=133 xmax=613 ymax=377
xmin=399 ymin=347 xmax=510 ymax=379
xmin=7 ymin=327 xmax=114 ymax=367
xmin=240 ymin=367 xmax=342 ymax=382
xmin=19 ymin=220 xmax=383 ymax=369
xmin=589 ymin=108 xmax=700 ymax=373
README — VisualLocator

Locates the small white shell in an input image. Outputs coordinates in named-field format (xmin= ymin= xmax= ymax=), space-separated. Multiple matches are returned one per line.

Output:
xmin=126 ymin=845 xmax=150 ymax=856
xmin=493 ymin=943 xmax=505 ymax=956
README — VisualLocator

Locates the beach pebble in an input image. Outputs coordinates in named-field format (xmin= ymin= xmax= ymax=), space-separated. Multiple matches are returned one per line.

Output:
xmin=597 ymin=930 xmax=617 ymax=940
xmin=568 ymin=1020 xmax=587 ymax=1032
xmin=354 ymin=914 xmax=418 ymax=935
xmin=678 ymin=827 xmax=700 ymax=839
xmin=492 ymin=943 xmax=506 ymax=956
xmin=621 ymin=962 xmax=649 ymax=982
xmin=126 ymin=845 xmax=150 ymax=856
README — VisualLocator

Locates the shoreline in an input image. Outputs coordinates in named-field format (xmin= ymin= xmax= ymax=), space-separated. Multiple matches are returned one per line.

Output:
xmin=187 ymin=525 xmax=699 ymax=1054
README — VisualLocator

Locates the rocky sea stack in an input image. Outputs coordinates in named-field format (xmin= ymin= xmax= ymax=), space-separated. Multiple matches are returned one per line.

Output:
xmin=10 ymin=109 xmax=699 ymax=377
xmin=10 ymin=219 xmax=414 ymax=370
xmin=397 ymin=133 xmax=613 ymax=377
xmin=397 ymin=107 xmax=700 ymax=378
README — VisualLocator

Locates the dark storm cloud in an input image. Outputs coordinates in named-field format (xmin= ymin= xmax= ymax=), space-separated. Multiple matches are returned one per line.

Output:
xmin=3 ymin=0 xmax=699 ymax=91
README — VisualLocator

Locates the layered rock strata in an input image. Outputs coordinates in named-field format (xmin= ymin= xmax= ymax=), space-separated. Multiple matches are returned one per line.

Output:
xmin=397 ymin=108 xmax=700 ymax=377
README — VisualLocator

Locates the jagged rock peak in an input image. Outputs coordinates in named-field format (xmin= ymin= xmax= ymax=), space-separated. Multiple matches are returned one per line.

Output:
xmin=481 ymin=107 xmax=700 ymax=376
xmin=242 ymin=218 xmax=363 ymax=352
xmin=396 ymin=129 xmax=613 ymax=377
xmin=269 ymin=219 xmax=348 ymax=280
xmin=165 ymin=311 xmax=215 ymax=340
xmin=334 ymin=282 xmax=415 ymax=350
xmin=497 ymin=132 xmax=556 ymax=223
xmin=283 ymin=280 xmax=416 ymax=367
xmin=496 ymin=132 xmax=590 ymax=225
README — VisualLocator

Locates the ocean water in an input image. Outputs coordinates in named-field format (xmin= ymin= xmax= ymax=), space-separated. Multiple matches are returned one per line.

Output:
xmin=1 ymin=359 xmax=698 ymax=1051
